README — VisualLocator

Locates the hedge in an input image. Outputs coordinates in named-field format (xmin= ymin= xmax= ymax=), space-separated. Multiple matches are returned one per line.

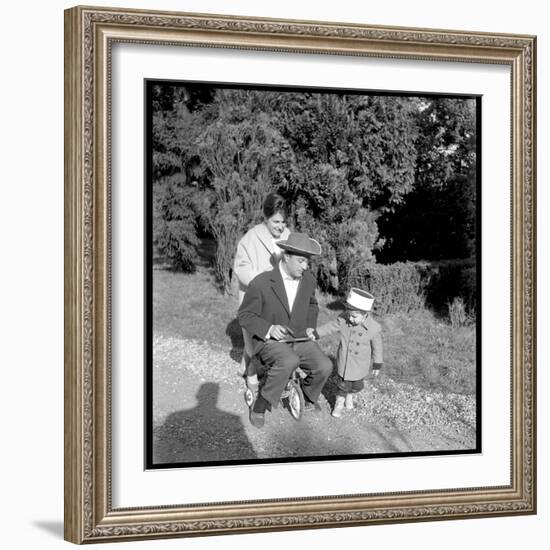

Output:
xmin=348 ymin=258 xmax=476 ymax=317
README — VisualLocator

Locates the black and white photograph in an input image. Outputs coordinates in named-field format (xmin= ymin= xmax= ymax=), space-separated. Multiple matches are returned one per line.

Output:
xmin=58 ymin=2 xmax=538 ymax=545
xmin=147 ymin=81 xmax=481 ymax=468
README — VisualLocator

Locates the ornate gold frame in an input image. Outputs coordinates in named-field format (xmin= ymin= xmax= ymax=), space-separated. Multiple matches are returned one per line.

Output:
xmin=64 ymin=5 xmax=537 ymax=544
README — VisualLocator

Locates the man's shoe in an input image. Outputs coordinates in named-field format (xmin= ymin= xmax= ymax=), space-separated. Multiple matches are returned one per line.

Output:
xmin=304 ymin=400 xmax=323 ymax=413
xmin=300 ymin=381 xmax=322 ymax=413
xmin=344 ymin=393 xmax=354 ymax=410
xmin=249 ymin=409 xmax=265 ymax=428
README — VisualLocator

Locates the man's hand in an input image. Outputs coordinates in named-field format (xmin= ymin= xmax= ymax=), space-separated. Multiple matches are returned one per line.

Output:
xmin=306 ymin=328 xmax=317 ymax=341
xmin=270 ymin=325 xmax=290 ymax=341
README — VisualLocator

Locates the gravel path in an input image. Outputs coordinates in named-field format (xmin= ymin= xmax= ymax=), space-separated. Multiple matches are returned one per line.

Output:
xmin=152 ymin=335 xmax=477 ymax=465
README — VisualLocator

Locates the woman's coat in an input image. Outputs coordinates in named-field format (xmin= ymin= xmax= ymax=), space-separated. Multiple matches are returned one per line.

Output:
xmin=233 ymin=223 xmax=290 ymax=304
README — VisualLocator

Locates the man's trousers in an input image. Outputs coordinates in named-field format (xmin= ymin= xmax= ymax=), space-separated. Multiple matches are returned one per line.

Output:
xmin=256 ymin=340 xmax=332 ymax=407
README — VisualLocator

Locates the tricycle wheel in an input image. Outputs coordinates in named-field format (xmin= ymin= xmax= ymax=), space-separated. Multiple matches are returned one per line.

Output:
xmin=244 ymin=388 xmax=255 ymax=408
xmin=287 ymin=379 xmax=304 ymax=421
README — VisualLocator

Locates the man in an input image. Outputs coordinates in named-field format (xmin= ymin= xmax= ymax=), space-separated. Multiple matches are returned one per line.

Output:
xmin=238 ymin=232 xmax=332 ymax=428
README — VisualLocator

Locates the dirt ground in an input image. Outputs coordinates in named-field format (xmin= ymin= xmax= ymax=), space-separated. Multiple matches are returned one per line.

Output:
xmin=152 ymin=335 xmax=477 ymax=466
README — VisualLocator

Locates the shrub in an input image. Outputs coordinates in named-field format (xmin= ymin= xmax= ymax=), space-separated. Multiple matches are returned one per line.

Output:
xmin=349 ymin=262 xmax=426 ymax=315
xmin=196 ymin=173 xmax=271 ymax=292
xmin=293 ymin=188 xmax=380 ymax=294
xmin=348 ymin=258 xmax=477 ymax=318
xmin=195 ymin=94 xmax=293 ymax=292
xmin=425 ymin=258 xmax=477 ymax=316
xmin=448 ymin=297 xmax=469 ymax=328
xmin=153 ymin=176 xmax=200 ymax=272
xmin=276 ymin=93 xmax=418 ymax=292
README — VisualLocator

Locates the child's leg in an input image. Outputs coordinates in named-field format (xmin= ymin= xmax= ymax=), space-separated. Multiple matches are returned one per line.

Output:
xmin=332 ymin=376 xmax=349 ymax=417
xmin=346 ymin=379 xmax=365 ymax=409
xmin=332 ymin=395 xmax=345 ymax=417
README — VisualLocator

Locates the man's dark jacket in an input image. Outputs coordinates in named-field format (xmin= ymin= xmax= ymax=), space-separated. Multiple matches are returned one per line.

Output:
xmin=238 ymin=264 xmax=319 ymax=356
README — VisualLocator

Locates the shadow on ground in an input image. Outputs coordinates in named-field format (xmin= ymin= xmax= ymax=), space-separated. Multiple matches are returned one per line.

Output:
xmin=226 ymin=317 xmax=244 ymax=363
xmin=153 ymin=382 xmax=257 ymax=465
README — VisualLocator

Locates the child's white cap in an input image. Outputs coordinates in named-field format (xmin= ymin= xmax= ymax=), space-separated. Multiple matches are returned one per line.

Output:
xmin=346 ymin=288 xmax=374 ymax=312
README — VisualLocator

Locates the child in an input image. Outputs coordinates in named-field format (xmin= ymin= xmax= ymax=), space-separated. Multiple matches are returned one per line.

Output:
xmin=316 ymin=288 xmax=383 ymax=418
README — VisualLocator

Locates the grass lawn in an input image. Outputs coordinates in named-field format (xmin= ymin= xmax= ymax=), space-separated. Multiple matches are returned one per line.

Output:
xmin=154 ymin=267 xmax=476 ymax=396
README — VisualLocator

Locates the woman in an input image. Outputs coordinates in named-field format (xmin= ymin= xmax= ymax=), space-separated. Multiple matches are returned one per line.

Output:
xmin=233 ymin=193 xmax=290 ymax=389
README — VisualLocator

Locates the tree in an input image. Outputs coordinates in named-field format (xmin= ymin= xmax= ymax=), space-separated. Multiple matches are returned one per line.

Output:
xmin=274 ymin=93 xmax=419 ymax=292
xmin=151 ymin=84 xmax=475 ymax=295
xmin=377 ymin=97 xmax=477 ymax=262
xmin=153 ymin=175 xmax=200 ymax=271
xmin=193 ymin=90 xmax=295 ymax=292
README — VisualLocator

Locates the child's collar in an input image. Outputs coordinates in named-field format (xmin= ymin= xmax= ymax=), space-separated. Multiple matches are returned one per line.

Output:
xmin=360 ymin=315 xmax=371 ymax=329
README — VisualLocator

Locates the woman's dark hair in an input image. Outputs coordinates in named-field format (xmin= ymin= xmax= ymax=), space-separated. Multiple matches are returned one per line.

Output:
xmin=263 ymin=193 xmax=287 ymax=219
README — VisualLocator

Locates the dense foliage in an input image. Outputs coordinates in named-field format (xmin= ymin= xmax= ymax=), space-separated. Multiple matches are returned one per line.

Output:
xmin=153 ymin=174 xmax=200 ymax=272
xmin=377 ymin=99 xmax=477 ymax=262
xmin=150 ymin=84 xmax=477 ymax=314
xmin=349 ymin=259 xmax=476 ymax=317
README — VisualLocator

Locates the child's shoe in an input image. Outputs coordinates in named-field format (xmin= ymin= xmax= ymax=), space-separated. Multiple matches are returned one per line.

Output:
xmin=344 ymin=393 xmax=354 ymax=410
xmin=332 ymin=395 xmax=345 ymax=418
